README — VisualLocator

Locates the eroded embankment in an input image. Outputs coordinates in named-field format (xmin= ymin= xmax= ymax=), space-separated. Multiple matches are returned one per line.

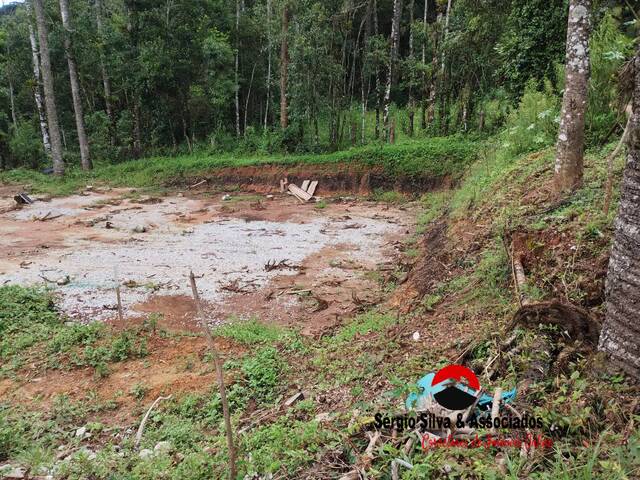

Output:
xmin=170 ymin=162 xmax=454 ymax=194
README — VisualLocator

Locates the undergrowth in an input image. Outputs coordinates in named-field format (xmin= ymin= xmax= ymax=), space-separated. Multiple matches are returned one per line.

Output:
xmin=0 ymin=130 xmax=638 ymax=479
xmin=0 ymin=136 xmax=476 ymax=196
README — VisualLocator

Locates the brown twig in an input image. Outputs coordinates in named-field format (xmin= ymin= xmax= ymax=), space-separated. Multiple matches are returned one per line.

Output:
xmin=135 ymin=395 xmax=172 ymax=448
xmin=115 ymin=285 xmax=124 ymax=323
xmin=490 ymin=388 xmax=503 ymax=436
xmin=189 ymin=271 xmax=237 ymax=480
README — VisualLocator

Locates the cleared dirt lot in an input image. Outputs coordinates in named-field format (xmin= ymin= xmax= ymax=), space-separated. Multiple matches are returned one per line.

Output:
xmin=0 ymin=187 xmax=415 ymax=335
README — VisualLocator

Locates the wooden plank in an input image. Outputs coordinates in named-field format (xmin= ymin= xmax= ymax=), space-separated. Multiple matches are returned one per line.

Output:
xmin=301 ymin=180 xmax=310 ymax=192
xmin=288 ymin=184 xmax=312 ymax=202
xmin=306 ymin=180 xmax=318 ymax=197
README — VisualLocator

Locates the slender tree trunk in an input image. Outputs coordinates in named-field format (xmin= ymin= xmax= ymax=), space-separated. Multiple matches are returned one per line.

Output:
xmin=59 ymin=0 xmax=92 ymax=170
xmin=408 ymin=0 xmax=415 ymax=137
xmin=234 ymin=0 xmax=241 ymax=137
xmin=383 ymin=0 xmax=403 ymax=141
xmin=32 ymin=0 xmax=64 ymax=176
xmin=361 ymin=0 xmax=373 ymax=144
xmin=350 ymin=16 xmax=366 ymax=106
xmin=440 ymin=0 xmax=451 ymax=72
xmin=8 ymin=77 xmax=17 ymax=129
xmin=426 ymin=15 xmax=439 ymax=127
xmin=421 ymin=0 xmax=428 ymax=130
xmin=133 ymin=100 xmax=142 ymax=157
xmin=599 ymin=46 xmax=640 ymax=379
xmin=373 ymin=0 xmax=381 ymax=139
xmin=28 ymin=22 xmax=51 ymax=155
xmin=244 ymin=62 xmax=256 ymax=136
xmin=279 ymin=2 xmax=289 ymax=130
xmin=553 ymin=0 xmax=591 ymax=194
xmin=264 ymin=0 xmax=272 ymax=129
xmin=95 ymin=0 xmax=116 ymax=146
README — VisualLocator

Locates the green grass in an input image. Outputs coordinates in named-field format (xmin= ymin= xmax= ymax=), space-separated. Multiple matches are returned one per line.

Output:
xmin=216 ymin=318 xmax=284 ymax=345
xmin=0 ymin=286 xmax=149 ymax=379
xmin=0 ymin=136 xmax=476 ymax=196
xmin=1 ymin=133 xmax=637 ymax=479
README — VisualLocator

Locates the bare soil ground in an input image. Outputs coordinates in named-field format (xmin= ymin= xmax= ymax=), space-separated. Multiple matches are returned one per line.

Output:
xmin=0 ymin=185 xmax=417 ymax=425
xmin=0 ymin=186 xmax=415 ymax=335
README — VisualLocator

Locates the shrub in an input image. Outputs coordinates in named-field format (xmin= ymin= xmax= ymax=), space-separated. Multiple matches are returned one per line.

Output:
xmin=501 ymin=80 xmax=559 ymax=156
xmin=8 ymin=121 xmax=44 ymax=169
xmin=0 ymin=286 xmax=59 ymax=337
xmin=241 ymin=347 xmax=284 ymax=403
xmin=586 ymin=12 xmax=634 ymax=145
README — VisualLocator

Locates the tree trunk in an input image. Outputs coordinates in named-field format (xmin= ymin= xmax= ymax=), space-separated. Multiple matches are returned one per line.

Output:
xmin=133 ymin=100 xmax=142 ymax=158
xmin=383 ymin=0 xmax=403 ymax=141
xmin=279 ymin=3 xmax=289 ymax=130
xmin=244 ymin=62 xmax=256 ymax=135
xmin=234 ymin=0 xmax=241 ymax=137
xmin=426 ymin=18 xmax=438 ymax=126
xmin=553 ymin=0 xmax=591 ymax=194
xmin=8 ymin=77 xmax=17 ymax=129
xmin=440 ymin=0 xmax=451 ymax=72
xmin=599 ymin=46 xmax=640 ymax=379
xmin=421 ymin=0 xmax=428 ymax=130
xmin=95 ymin=0 xmax=116 ymax=146
xmin=361 ymin=0 xmax=373 ymax=144
xmin=373 ymin=0 xmax=381 ymax=140
xmin=32 ymin=0 xmax=64 ymax=176
xmin=28 ymin=21 xmax=51 ymax=156
xmin=264 ymin=0 xmax=272 ymax=129
xmin=59 ymin=0 xmax=92 ymax=170
xmin=408 ymin=0 xmax=415 ymax=137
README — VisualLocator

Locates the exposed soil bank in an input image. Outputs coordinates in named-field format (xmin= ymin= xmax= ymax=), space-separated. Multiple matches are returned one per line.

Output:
xmin=172 ymin=162 xmax=453 ymax=194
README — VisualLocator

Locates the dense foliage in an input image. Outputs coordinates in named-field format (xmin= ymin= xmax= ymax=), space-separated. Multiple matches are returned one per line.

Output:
xmin=0 ymin=0 xmax=635 ymax=171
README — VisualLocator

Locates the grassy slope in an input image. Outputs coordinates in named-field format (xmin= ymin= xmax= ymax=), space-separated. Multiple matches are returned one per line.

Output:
xmin=1 ymin=139 xmax=639 ymax=479
xmin=0 ymin=137 xmax=476 ymax=196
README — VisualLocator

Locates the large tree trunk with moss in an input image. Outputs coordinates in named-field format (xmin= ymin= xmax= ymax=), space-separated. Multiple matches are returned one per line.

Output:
xmin=59 ymin=0 xmax=92 ymax=170
xmin=32 ymin=0 xmax=64 ymax=176
xmin=553 ymin=0 xmax=591 ymax=194
xmin=382 ymin=0 xmax=402 ymax=141
xmin=599 ymin=48 xmax=640 ymax=379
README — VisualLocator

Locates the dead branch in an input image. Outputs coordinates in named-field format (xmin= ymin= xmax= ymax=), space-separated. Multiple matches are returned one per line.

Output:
xmin=264 ymin=259 xmax=301 ymax=272
xmin=221 ymin=279 xmax=256 ymax=294
xmin=115 ymin=285 xmax=124 ymax=322
xmin=339 ymin=430 xmax=381 ymax=480
xmin=135 ymin=395 xmax=172 ymax=448
xmin=512 ymin=253 xmax=529 ymax=307
xmin=490 ymin=388 xmax=503 ymax=436
xmin=189 ymin=271 xmax=237 ymax=480
xmin=35 ymin=211 xmax=63 ymax=222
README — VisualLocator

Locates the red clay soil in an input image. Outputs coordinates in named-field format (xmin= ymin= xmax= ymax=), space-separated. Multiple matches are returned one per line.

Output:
xmin=0 ymin=333 xmax=245 ymax=425
xmin=172 ymin=162 xmax=453 ymax=194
